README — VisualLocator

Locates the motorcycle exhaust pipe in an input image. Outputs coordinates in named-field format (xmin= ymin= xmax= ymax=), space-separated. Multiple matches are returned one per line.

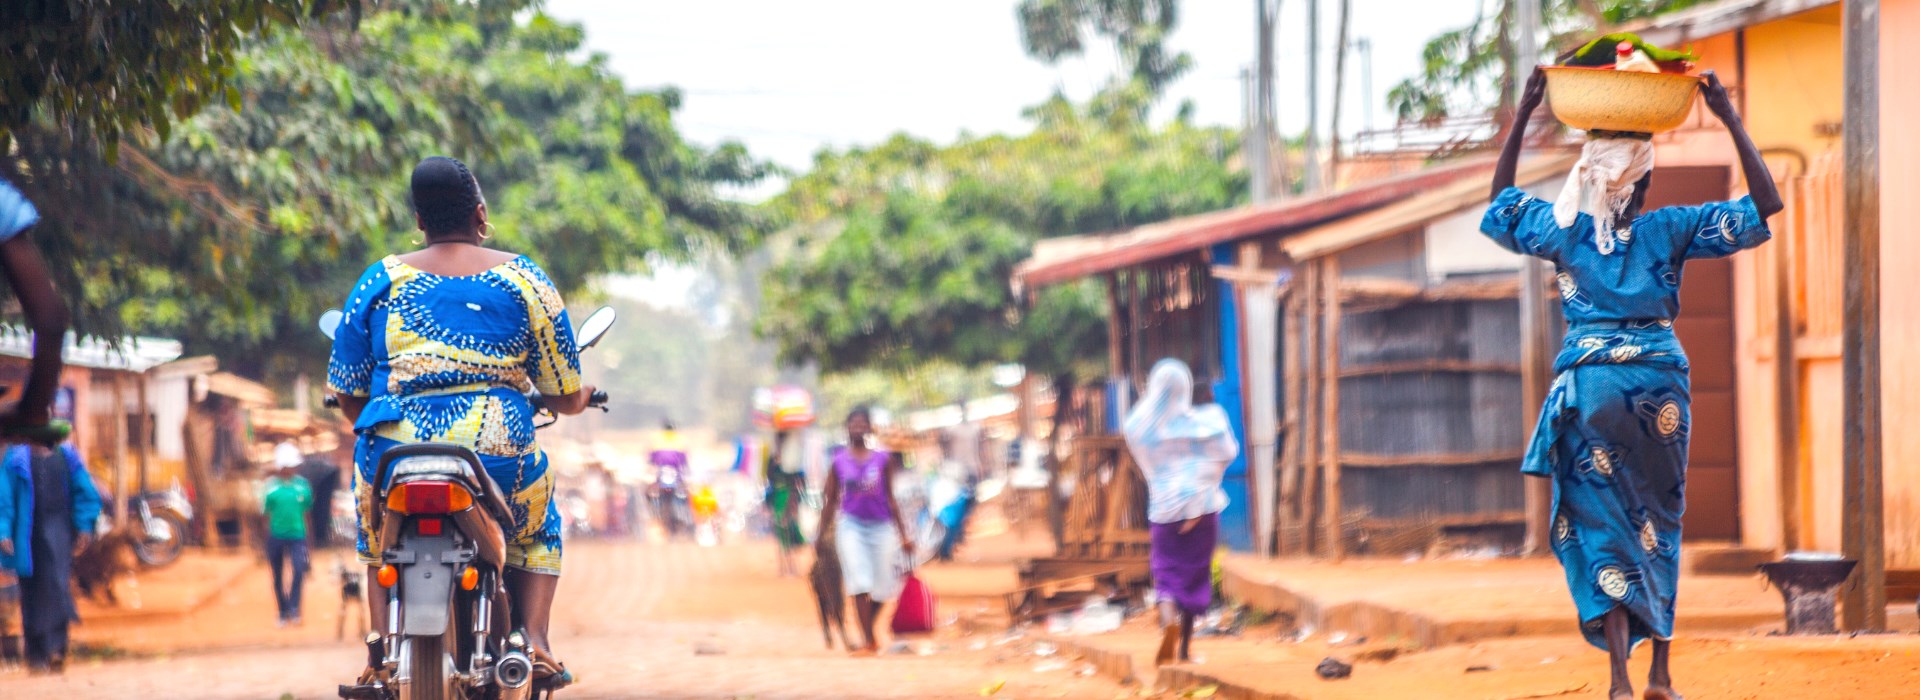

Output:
xmin=494 ymin=650 xmax=534 ymax=700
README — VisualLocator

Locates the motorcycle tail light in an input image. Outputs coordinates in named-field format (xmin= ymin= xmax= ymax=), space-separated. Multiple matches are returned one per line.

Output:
xmin=386 ymin=481 xmax=473 ymax=514
xmin=417 ymin=519 xmax=443 ymax=536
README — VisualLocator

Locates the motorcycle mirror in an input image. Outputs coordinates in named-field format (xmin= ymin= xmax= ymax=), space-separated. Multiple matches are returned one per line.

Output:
xmin=317 ymin=309 xmax=345 ymax=341
xmin=575 ymin=306 xmax=617 ymax=350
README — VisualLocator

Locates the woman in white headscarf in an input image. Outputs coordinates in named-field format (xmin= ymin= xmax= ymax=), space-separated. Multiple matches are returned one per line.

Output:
xmin=1123 ymin=358 xmax=1238 ymax=666
xmin=1484 ymin=68 xmax=1780 ymax=700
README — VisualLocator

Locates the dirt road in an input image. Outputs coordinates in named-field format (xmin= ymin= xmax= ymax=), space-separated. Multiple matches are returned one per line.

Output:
xmin=5 ymin=538 xmax=1116 ymax=699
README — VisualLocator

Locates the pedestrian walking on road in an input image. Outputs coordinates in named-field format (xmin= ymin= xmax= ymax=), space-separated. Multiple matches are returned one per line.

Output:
xmin=296 ymin=444 xmax=341 ymax=549
xmin=1122 ymin=359 xmax=1237 ymax=667
xmin=0 ymin=440 xmax=103 ymax=674
xmin=264 ymin=445 xmax=314 ymax=626
xmin=1483 ymin=69 xmax=1779 ymax=700
xmin=817 ymin=406 xmax=913 ymax=656
xmin=763 ymin=429 xmax=806 ymax=577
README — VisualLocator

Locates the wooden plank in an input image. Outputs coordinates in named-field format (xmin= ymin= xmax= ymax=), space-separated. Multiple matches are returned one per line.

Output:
xmin=1359 ymin=511 xmax=1528 ymax=529
xmin=1792 ymin=336 xmax=1842 ymax=360
xmin=1775 ymin=171 xmax=1802 ymax=551
xmin=1279 ymin=285 xmax=1302 ymax=556
xmin=1322 ymin=257 xmax=1345 ymax=561
xmin=1338 ymin=360 xmax=1523 ymax=379
xmin=1299 ymin=262 xmax=1322 ymax=556
xmin=1840 ymin=0 xmax=1884 ymax=633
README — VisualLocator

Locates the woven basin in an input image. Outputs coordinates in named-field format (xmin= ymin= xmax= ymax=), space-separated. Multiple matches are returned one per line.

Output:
xmin=1543 ymin=66 xmax=1702 ymax=134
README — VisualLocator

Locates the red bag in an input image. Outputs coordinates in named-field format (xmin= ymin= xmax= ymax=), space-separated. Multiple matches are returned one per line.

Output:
xmin=890 ymin=571 xmax=937 ymax=635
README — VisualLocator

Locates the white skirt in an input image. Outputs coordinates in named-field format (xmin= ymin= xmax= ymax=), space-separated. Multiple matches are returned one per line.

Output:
xmin=836 ymin=515 xmax=901 ymax=603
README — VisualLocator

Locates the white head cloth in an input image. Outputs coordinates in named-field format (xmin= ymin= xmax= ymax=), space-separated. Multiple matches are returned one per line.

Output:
xmin=1121 ymin=359 xmax=1239 ymax=524
xmin=1554 ymin=137 xmax=1655 ymax=255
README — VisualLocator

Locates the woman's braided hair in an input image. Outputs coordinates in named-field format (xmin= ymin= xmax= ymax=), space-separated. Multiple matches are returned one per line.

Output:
xmin=410 ymin=156 xmax=483 ymax=237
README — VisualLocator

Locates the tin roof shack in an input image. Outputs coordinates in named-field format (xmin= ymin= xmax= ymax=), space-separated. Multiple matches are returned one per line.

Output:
xmin=1267 ymin=153 xmax=1576 ymax=558
xmin=0 ymin=330 xmax=185 ymax=514
xmin=1012 ymin=161 xmax=1502 ymax=559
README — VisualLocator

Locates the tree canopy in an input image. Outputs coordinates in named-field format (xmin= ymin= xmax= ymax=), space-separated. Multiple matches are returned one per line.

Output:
xmin=1016 ymin=0 xmax=1192 ymax=98
xmin=760 ymin=97 xmax=1243 ymax=382
xmin=2 ymin=1 xmax=769 ymax=382
xmin=1387 ymin=0 xmax=1704 ymax=127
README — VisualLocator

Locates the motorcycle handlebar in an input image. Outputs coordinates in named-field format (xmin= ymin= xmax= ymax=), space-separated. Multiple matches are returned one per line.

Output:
xmin=588 ymin=390 xmax=609 ymax=408
xmin=323 ymin=395 xmax=341 ymax=409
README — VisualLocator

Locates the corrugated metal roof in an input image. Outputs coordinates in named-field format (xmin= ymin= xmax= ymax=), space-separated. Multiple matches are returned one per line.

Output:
xmin=1627 ymin=0 xmax=1837 ymax=46
xmin=1280 ymin=151 xmax=1579 ymax=260
xmin=1011 ymin=157 xmax=1501 ymax=291
xmin=0 ymin=328 xmax=184 ymax=372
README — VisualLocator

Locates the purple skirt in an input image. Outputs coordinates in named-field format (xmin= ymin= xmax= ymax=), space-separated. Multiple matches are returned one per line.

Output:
xmin=1149 ymin=513 xmax=1218 ymax=615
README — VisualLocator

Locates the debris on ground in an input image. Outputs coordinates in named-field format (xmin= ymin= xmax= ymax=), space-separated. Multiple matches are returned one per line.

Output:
xmin=980 ymin=679 xmax=1008 ymax=695
xmin=1464 ymin=664 xmax=1496 ymax=673
xmin=1315 ymin=656 xmax=1354 ymax=680
xmin=1033 ymin=660 xmax=1071 ymax=673
xmin=1353 ymin=644 xmax=1411 ymax=663
xmin=1033 ymin=641 xmax=1058 ymax=657
xmin=693 ymin=641 xmax=726 ymax=656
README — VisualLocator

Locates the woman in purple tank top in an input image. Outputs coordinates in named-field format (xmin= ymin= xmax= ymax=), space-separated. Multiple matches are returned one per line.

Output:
xmin=818 ymin=406 xmax=913 ymax=655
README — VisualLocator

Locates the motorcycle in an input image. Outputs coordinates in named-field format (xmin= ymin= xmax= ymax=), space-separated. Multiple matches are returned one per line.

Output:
xmin=647 ymin=462 xmax=690 ymax=538
xmin=127 ymin=483 xmax=194 ymax=568
xmin=323 ymin=305 xmax=616 ymax=700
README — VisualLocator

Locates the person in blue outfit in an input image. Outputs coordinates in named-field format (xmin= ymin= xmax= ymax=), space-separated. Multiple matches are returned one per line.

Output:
xmin=1484 ymin=68 xmax=1781 ymax=700
xmin=0 ymin=440 xmax=101 ymax=674
xmin=327 ymin=156 xmax=596 ymax=684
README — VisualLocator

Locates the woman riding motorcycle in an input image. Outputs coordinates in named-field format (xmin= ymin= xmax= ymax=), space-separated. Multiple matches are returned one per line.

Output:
xmin=326 ymin=156 xmax=596 ymax=684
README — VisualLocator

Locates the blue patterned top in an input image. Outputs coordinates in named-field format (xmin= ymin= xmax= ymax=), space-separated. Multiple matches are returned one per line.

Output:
xmin=326 ymin=255 xmax=582 ymax=459
xmin=1481 ymin=186 xmax=1771 ymax=329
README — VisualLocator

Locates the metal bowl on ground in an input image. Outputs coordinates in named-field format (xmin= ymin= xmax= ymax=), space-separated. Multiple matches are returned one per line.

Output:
xmin=1542 ymin=65 xmax=1702 ymax=134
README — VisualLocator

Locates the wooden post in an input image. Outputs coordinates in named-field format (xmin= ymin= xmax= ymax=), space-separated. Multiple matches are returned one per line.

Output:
xmin=1299 ymin=261 xmax=1322 ymax=556
xmin=1106 ymin=273 xmax=1125 ymax=431
xmin=1279 ymin=283 xmax=1302 ymax=555
xmin=136 ymin=373 xmax=152 ymax=494
xmin=1773 ymin=184 xmax=1802 ymax=551
xmin=1840 ymin=0 xmax=1883 ymax=633
xmin=111 ymin=373 xmax=128 ymax=519
xmin=1320 ymin=258 xmax=1345 ymax=561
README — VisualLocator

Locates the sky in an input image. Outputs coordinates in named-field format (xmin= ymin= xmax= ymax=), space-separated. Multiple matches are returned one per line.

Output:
xmin=541 ymin=0 xmax=1483 ymax=303
xmin=543 ymin=0 xmax=1483 ymax=194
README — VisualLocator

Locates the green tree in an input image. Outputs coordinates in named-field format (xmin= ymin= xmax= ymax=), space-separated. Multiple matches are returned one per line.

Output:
xmin=1386 ymin=0 xmax=1704 ymax=128
xmin=3 ymin=2 xmax=770 ymax=384
xmin=1016 ymin=0 xmax=1192 ymax=97
xmin=760 ymin=98 xmax=1242 ymax=384
xmin=0 ymin=0 xmax=366 ymax=156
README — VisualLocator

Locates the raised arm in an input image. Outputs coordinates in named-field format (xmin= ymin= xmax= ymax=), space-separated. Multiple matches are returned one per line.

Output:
xmin=1698 ymin=71 xmax=1783 ymax=218
xmin=1492 ymin=67 xmax=1550 ymax=197
xmin=0 ymin=232 xmax=69 ymax=428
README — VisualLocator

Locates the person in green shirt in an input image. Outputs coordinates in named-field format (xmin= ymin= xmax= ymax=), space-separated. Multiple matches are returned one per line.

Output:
xmin=263 ymin=447 xmax=313 ymax=626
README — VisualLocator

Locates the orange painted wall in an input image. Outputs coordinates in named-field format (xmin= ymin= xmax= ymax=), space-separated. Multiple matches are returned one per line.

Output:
xmin=1879 ymin=0 xmax=1920 ymax=567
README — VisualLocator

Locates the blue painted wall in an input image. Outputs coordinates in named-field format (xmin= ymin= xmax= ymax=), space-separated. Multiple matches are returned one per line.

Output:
xmin=1210 ymin=243 xmax=1253 ymax=551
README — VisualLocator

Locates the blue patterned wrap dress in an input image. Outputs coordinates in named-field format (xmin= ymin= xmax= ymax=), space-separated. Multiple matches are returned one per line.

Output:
xmin=327 ymin=255 xmax=582 ymax=575
xmin=1480 ymin=186 xmax=1771 ymax=651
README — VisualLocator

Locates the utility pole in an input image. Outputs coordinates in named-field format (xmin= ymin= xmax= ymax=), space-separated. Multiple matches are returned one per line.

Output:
xmin=1244 ymin=68 xmax=1270 ymax=205
xmin=1328 ymin=0 xmax=1352 ymax=189
xmin=1513 ymin=0 xmax=1554 ymax=556
xmin=1356 ymin=37 xmax=1373 ymax=133
xmin=1839 ymin=0 xmax=1884 ymax=633
xmin=1303 ymin=0 xmax=1322 ymax=194
xmin=1252 ymin=0 xmax=1283 ymax=202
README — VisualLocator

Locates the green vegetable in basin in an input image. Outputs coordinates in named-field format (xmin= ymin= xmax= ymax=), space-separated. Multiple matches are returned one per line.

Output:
xmin=1563 ymin=32 xmax=1698 ymax=69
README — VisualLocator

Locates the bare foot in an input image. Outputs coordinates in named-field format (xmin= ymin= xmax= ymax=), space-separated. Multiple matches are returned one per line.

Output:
xmin=1644 ymin=687 xmax=1683 ymax=700
xmin=848 ymin=646 xmax=876 ymax=658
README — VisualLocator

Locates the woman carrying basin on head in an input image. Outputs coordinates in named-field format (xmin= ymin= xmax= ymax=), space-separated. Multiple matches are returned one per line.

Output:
xmin=1483 ymin=67 xmax=1779 ymax=700
xmin=326 ymin=156 xmax=597 ymax=685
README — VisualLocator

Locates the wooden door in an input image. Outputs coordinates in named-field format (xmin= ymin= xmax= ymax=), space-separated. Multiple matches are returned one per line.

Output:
xmin=1645 ymin=166 xmax=1741 ymax=540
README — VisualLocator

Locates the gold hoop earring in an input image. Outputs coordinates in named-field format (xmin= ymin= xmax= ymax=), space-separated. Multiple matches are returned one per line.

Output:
xmin=479 ymin=223 xmax=494 ymax=241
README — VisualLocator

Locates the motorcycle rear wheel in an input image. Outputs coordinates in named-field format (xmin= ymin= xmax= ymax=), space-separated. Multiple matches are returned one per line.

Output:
xmin=400 ymin=635 xmax=450 ymax=700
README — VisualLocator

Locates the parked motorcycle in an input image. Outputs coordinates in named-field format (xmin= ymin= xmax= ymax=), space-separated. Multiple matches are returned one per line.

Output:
xmin=647 ymin=463 xmax=691 ymax=538
xmin=324 ymin=305 xmax=616 ymax=700
xmin=127 ymin=484 xmax=194 ymax=568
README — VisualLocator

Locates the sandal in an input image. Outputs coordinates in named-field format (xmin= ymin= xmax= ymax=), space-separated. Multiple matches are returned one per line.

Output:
xmin=530 ymin=647 xmax=574 ymax=688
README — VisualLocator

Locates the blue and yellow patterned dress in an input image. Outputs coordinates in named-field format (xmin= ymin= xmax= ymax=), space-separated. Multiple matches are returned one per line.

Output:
xmin=327 ymin=255 xmax=582 ymax=575
xmin=1480 ymin=186 xmax=1770 ymax=651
